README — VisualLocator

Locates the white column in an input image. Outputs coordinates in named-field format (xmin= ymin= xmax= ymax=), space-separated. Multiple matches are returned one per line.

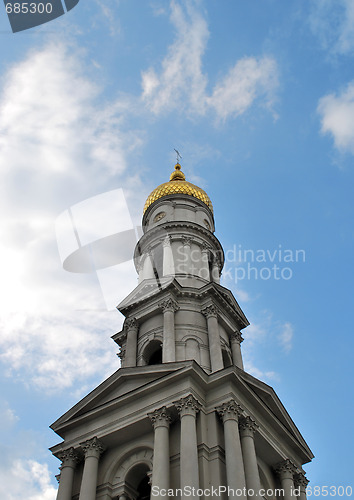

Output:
xmin=211 ymin=256 xmax=221 ymax=284
xmin=163 ymin=236 xmax=174 ymax=276
xmin=181 ymin=236 xmax=192 ymax=274
xmin=230 ymin=331 xmax=244 ymax=369
xmin=142 ymin=247 xmax=155 ymax=281
xmin=174 ymin=395 xmax=200 ymax=499
xmin=124 ymin=318 xmax=138 ymax=367
xmin=216 ymin=400 xmax=247 ymax=500
xmin=274 ymin=459 xmax=299 ymax=500
xmin=201 ymin=243 xmax=210 ymax=281
xmin=149 ymin=406 xmax=172 ymax=500
xmin=294 ymin=472 xmax=309 ymax=500
xmin=239 ymin=416 xmax=261 ymax=499
xmin=79 ymin=437 xmax=105 ymax=500
xmin=56 ymin=448 xmax=79 ymax=500
xmin=159 ymin=298 xmax=179 ymax=363
xmin=202 ymin=305 xmax=223 ymax=372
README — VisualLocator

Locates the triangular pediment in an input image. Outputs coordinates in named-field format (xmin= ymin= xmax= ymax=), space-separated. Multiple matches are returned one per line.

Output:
xmin=236 ymin=369 xmax=313 ymax=458
xmin=117 ymin=276 xmax=175 ymax=312
xmin=51 ymin=362 xmax=188 ymax=435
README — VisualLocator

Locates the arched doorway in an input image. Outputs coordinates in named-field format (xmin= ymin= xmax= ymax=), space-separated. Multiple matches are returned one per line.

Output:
xmin=125 ymin=463 xmax=151 ymax=500
xmin=136 ymin=475 xmax=151 ymax=500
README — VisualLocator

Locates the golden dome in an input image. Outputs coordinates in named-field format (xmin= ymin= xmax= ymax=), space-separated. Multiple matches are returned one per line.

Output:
xmin=143 ymin=163 xmax=213 ymax=214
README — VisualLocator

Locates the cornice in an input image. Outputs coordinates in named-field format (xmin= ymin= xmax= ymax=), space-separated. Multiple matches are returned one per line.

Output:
xmin=134 ymin=220 xmax=224 ymax=266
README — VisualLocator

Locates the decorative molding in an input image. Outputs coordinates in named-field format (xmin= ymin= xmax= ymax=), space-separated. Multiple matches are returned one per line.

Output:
xmin=216 ymin=399 xmax=244 ymax=423
xmin=273 ymin=459 xmax=300 ymax=478
xmin=182 ymin=236 xmax=193 ymax=246
xmin=57 ymin=447 xmax=80 ymax=468
xmin=239 ymin=415 xmax=258 ymax=435
xmin=118 ymin=347 xmax=126 ymax=361
xmin=230 ymin=331 xmax=244 ymax=344
xmin=201 ymin=304 xmax=218 ymax=319
xmin=294 ymin=472 xmax=309 ymax=489
xmin=148 ymin=406 xmax=172 ymax=429
xmin=80 ymin=436 xmax=106 ymax=459
xmin=174 ymin=394 xmax=201 ymax=417
xmin=162 ymin=235 xmax=172 ymax=247
xmin=201 ymin=241 xmax=211 ymax=252
xmin=159 ymin=297 xmax=179 ymax=313
xmin=125 ymin=317 xmax=138 ymax=331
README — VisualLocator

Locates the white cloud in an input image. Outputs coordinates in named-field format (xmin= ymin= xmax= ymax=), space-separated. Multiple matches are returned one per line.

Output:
xmin=0 ymin=459 xmax=57 ymax=500
xmin=141 ymin=0 xmax=209 ymax=115
xmin=318 ymin=81 xmax=354 ymax=154
xmin=309 ymin=0 xmax=354 ymax=54
xmin=208 ymin=57 xmax=279 ymax=121
xmin=278 ymin=321 xmax=294 ymax=354
xmin=141 ymin=0 xmax=279 ymax=120
xmin=0 ymin=41 xmax=144 ymax=392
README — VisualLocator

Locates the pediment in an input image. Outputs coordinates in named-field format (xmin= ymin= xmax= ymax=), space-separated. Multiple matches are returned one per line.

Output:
xmin=237 ymin=369 xmax=313 ymax=457
xmin=51 ymin=363 xmax=187 ymax=435
xmin=118 ymin=276 xmax=175 ymax=312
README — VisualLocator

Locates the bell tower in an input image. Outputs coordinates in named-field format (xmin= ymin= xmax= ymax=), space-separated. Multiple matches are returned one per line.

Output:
xmin=51 ymin=162 xmax=313 ymax=500
xmin=115 ymin=162 xmax=248 ymax=374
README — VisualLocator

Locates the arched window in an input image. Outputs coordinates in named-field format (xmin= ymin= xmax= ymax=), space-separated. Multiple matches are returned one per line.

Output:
xmin=142 ymin=340 xmax=163 ymax=365
xmin=222 ymin=348 xmax=232 ymax=368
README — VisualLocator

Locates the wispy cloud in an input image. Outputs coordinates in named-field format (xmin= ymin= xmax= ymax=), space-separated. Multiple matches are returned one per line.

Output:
xmin=278 ymin=321 xmax=294 ymax=354
xmin=141 ymin=0 xmax=209 ymax=115
xmin=317 ymin=81 xmax=354 ymax=155
xmin=208 ymin=57 xmax=279 ymax=122
xmin=141 ymin=0 xmax=279 ymax=120
xmin=309 ymin=0 xmax=354 ymax=55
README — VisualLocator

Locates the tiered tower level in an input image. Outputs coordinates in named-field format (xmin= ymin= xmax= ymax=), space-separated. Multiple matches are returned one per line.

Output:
xmin=51 ymin=163 xmax=313 ymax=500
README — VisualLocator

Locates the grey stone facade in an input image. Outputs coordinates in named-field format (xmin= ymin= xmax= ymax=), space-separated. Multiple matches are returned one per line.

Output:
xmin=51 ymin=166 xmax=313 ymax=500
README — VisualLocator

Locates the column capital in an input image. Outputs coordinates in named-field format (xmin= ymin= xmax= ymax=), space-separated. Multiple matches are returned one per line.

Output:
xmin=162 ymin=236 xmax=172 ymax=248
xmin=230 ymin=331 xmax=244 ymax=344
xmin=58 ymin=447 xmax=80 ymax=468
xmin=125 ymin=317 xmax=138 ymax=332
xmin=201 ymin=242 xmax=211 ymax=253
xmin=80 ymin=437 xmax=106 ymax=459
xmin=159 ymin=297 xmax=179 ymax=313
xmin=216 ymin=399 xmax=244 ymax=423
xmin=294 ymin=472 xmax=309 ymax=489
xmin=273 ymin=459 xmax=299 ymax=479
xmin=201 ymin=304 xmax=218 ymax=319
xmin=148 ymin=406 xmax=172 ymax=429
xmin=118 ymin=347 xmax=126 ymax=361
xmin=182 ymin=236 xmax=192 ymax=246
xmin=239 ymin=415 xmax=258 ymax=436
xmin=174 ymin=394 xmax=201 ymax=418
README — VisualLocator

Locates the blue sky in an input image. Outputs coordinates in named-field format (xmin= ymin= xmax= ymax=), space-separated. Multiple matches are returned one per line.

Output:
xmin=0 ymin=1 xmax=353 ymax=498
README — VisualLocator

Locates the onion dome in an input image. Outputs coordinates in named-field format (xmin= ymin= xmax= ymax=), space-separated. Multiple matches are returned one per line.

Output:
xmin=143 ymin=163 xmax=213 ymax=214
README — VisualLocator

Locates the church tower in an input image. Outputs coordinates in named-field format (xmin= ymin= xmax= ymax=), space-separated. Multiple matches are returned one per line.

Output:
xmin=51 ymin=162 xmax=313 ymax=500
